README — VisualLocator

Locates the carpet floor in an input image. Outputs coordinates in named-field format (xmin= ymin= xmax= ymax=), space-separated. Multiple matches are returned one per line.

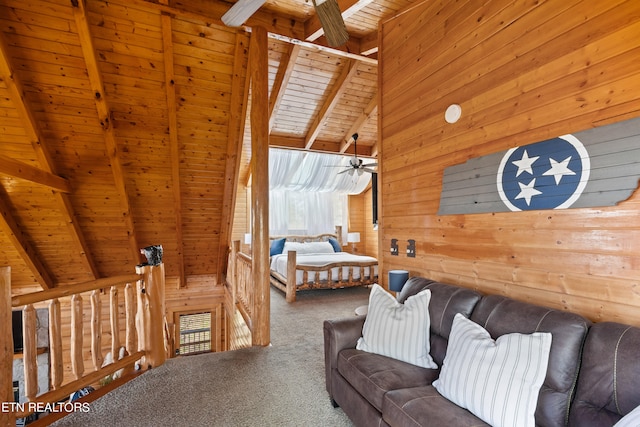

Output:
xmin=51 ymin=286 xmax=370 ymax=427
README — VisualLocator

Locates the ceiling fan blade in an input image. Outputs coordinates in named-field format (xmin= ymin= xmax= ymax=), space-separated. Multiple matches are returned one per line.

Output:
xmin=337 ymin=169 xmax=351 ymax=175
xmin=362 ymin=167 xmax=377 ymax=174
xmin=312 ymin=0 xmax=349 ymax=47
xmin=362 ymin=162 xmax=378 ymax=167
xmin=222 ymin=0 xmax=267 ymax=27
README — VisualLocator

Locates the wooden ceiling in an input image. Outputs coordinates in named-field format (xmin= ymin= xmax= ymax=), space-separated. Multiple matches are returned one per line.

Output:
xmin=0 ymin=0 xmax=409 ymax=291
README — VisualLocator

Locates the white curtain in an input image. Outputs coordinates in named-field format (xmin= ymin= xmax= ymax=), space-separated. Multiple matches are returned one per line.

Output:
xmin=269 ymin=148 xmax=370 ymax=241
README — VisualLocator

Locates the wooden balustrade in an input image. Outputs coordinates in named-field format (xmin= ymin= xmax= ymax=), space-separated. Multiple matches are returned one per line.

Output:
xmin=227 ymin=241 xmax=254 ymax=331
xmin=1 ymin=264 xmax=167 ymax=421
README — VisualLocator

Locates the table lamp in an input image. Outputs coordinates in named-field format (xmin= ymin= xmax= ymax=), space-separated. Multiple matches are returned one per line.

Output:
xmin=347 ymin=232 xmax=360 ymax=252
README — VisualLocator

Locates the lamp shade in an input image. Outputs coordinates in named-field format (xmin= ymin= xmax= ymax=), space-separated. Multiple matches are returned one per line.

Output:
xmin=347 ymin=232 xmax=360 ymax=243
xmin=244 ymin=233 xmax=252 ymax=244
xmin=388 ymin=270 xmax=409 ymax=292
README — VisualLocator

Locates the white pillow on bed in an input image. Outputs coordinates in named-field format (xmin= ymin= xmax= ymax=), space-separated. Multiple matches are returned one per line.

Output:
xmin=282 ymin=241 xmax=335 ymax=255
xmin=356 ymin=284 xmax=436 ymax=369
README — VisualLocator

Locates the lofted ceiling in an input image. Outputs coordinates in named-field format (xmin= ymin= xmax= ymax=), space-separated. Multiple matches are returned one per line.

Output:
xmin=0 ymin=0 xmax=411 ymax=292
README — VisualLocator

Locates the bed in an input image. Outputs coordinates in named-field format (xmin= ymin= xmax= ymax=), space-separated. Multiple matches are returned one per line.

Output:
xmin=269 ymin=229 xmax=378 ymax=302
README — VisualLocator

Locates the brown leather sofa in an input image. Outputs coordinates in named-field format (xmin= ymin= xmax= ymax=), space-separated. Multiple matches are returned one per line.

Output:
xmin=323 ymin=278 xmax=608 ymax=427
xmin=569 ymin=322 xmax=640 ymax=426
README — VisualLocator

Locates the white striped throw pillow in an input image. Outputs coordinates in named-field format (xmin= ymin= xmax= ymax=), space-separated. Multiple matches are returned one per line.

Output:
xmin=614 ymin=405 xmax=640 ymax=427
xmin=433 ymin=313 xmax=552 ymax=427
xmin=356 ymin=284 xmax=436 ymax=369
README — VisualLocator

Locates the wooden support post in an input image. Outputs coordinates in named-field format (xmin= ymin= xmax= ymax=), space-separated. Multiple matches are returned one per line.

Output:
xmin=90 ymin=290 xmax=103 ymax=371
xmin=70 ymin=294 xmax=84 ymax=380
xmin=249 ymin=25 xmax=270 ymax=347
xmin=286 ymin=251 xmax=297 ymax=303
xmin=125 ymin=282 xmax=137 ymax=356
xmin=0 ymin=267 xmax=12 ymax=426
xmin=49 ymin=299 xmax=63 ymax=389
xmin=135 ymin=263 xmax=167 ymax=369
xmin=23 ymin=304 xmax=37 ymax=401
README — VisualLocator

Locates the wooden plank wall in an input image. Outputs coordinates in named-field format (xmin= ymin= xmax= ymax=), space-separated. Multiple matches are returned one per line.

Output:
xmin=379 ymin=0 xmax=640 ymax=325
xmin=348 ymin=189 xmax=379 ymax=257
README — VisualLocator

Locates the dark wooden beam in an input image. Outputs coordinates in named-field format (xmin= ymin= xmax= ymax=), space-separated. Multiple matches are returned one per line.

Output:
xmin=72 ymin=0 xmax=142 ymax=265
xmin=249 ymin=26 xmax=270 ymax=347
xmin=0 ymin=155 xmax=71 ymax=193
xmin=159 ymin=3 xmax=186 ymax=288
xmin=305 ymin=59 xmax=358 ymax=150
xmin=217 ymin=33 xmax=251 ymax=284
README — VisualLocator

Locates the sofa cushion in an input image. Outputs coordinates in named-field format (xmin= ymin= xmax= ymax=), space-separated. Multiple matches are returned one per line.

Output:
xmin=337 ymin=348 xmax=439 ymax=412
xmin=384 ymin=386 xmax=490 ymax=427
xmin=470 ymin=294 xmax=590 ymax=427
xmin=356 ymin=284 xmax=437 ymax=369
xmin=397 ymin=277 xmax=436 ymax=303
xmin=569 ymin=322 xmax=640 ymax=426
xmin=433 ymin=314 xmax=552 ymax=427
xmin=423 ymin=281 xmax=483 ymax=366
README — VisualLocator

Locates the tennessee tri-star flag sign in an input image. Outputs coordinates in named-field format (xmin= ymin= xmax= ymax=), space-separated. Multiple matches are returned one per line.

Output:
xmin=438 ymin=117 xmax=640 ymax=215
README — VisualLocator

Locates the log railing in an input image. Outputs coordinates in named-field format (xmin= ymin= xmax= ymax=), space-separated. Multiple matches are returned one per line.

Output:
xmin=227 ymin=241 xmax=254 ymax=332
xmin=0 ymin=263 xmax=167 ymax=424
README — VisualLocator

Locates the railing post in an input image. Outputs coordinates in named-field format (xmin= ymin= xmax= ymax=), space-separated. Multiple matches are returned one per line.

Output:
xmin=90 ymin=290 xmax=103 ymax=371
xmin=23 ymin=304 xmax=37 ymax=401
xmin=71 ymin=294 xmax=84 ymax=380
xmin=231 ymin=240 xmax=239 ymax=308
xmin=49 ymin=299 xmax=63 ymax=389
xmin=110 ymin=286 xmax=120 ymax=360
xmin=135 ymin=263 xmax=166 ymax=369
xmin=0 ymin=267 xmax=12 ymax=426
xmin=124 ymin=282 xmax=137 ymax=356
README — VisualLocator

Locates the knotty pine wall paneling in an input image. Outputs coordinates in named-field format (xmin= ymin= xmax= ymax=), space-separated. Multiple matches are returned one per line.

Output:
xmin=363 ymin=186 xmax=379 ymax=257
xmin=348 ymin=188 xmax=379 ymax=257
xmin=379 ymin=0 xmax=640 ymax=325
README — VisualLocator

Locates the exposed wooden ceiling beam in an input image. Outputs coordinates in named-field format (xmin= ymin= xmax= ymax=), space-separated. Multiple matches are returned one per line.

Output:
xmin=72 ymin=0 xmax=141 ymax=266
xmin=139 ymin=0 xmax=305 ymax=40
xmin=0 ymin=155 xmax=71 ymax=193
xmin=0 ymin=186 xmax=54 ymax=290
xmin=271 ymin=135 xmax=374 ymax=157
xmin=269 ymin=44 xmax=301 ymax=132
xmin=160 ymin=4 xmax=186 ymax=288
xmin=217 ymin=33 xmax=250 ymax=282
xmin=0 ymin=26 xmax=99 ymax=283
xmin=340 ymin=93 xmax=377 ymax=153
xmin=138 ymin=0 xmax=376 ymax=65
xmin=305 ymin=59 xmax=358 ymax=150
xmin=268 ymin=33 xmax=377 ymax=65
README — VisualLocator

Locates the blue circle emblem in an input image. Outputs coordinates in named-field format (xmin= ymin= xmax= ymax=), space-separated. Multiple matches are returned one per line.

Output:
xmin=496 ymin=135 xmax=590 ymax=211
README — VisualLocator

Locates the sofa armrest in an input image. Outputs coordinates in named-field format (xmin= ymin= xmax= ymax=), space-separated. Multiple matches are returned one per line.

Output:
xmin=323 ymin=315 xmax=366 ymax=398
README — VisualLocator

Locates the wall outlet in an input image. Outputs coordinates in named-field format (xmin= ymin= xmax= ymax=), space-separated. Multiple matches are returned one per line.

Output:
xmin=407 ymin=239 xmax=416 ymax=257
xmin=390 ymin=239 xmax=399 ymax=256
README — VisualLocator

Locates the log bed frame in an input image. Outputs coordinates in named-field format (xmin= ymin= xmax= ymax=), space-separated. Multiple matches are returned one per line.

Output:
xmin=269 ymin=227 xmax=378 ymax=302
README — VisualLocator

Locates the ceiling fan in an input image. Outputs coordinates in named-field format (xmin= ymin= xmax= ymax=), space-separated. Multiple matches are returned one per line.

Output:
xmin=221 ymin=0 xmax=349 ymax=47
xmin=338 ymin=133 xmax=378 ymax=176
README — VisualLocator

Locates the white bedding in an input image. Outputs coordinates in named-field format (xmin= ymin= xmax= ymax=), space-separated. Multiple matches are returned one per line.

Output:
xmin=270 ymin=252 xmax=378 ymax=285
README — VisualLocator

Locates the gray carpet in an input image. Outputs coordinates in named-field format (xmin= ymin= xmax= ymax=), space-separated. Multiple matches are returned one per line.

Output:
xmin=52 ymin=286 xmax=370 ymax=426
